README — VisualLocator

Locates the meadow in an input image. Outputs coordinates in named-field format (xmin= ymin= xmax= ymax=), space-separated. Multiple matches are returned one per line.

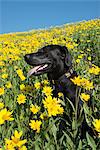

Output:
xmin=0 ymin=19 xmax=100 ymax=150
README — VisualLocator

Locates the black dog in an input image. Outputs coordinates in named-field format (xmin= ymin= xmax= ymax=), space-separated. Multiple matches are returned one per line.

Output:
xmin=24 ymin=45 xmax=92 ymax=138
xmin=24 ymin=45 xmax=78 ymax=103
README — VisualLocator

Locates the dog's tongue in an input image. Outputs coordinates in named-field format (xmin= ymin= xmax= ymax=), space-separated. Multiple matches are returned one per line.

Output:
xmin=28 ymin=64 xmax=48 ymax=76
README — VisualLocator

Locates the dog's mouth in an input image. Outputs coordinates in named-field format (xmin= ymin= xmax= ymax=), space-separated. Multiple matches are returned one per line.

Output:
xmin=28 ymin=64 xmax=50 ymax=76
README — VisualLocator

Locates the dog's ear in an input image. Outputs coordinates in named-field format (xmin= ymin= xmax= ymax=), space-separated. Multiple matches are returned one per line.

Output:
xmin=61 ymin=46 xmax=72 ymax=67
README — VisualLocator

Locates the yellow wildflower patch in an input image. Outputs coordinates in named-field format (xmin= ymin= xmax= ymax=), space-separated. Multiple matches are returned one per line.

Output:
xmin=42 ymin=86 xmax=53 ymax=96
xmin=76 ymin=59 xmax=80 ymax=63
xmin=17 ymin=94 xmax=26 ymax=105
xmin=34 ymin=82 xmax=41 ymax=89
xmin=71 ymin=76 xmax=94 ymax=90
xmin=2 ymin=73 xmax=8 ymax=79
xmin=20 ymin=84 xmax=26 ymax=91
xmin=11 ymin=130 xmax=27 ymax=148
xmin=29 ymin=120 xmax=42 ymax=133
xmin=0 ymin=102 xmax=4 ymax=109
xmin=5 ymin=81 xmax=12 ymax=88
xmin=0 ymin=108 xmax=14 ymax=125
xmin=71 ymin=76 xmax=82 ymax=86
xmin=0 ymin=87 xmax=5 ymax=95
xmin=0 ymin=19 xmax=99 ymax=147
xmin=30 ymin=104 xmax=40 ymax=114
xmin=58 ymin=92 xmax=64 ymax=97
xmin=80 ymin=93 xmax=90 ymax=102
xmin=4 ymin=130 xmax=27 ymax=149
xmin=89 ymin=65 xmax=100 ymax=75
xmin=16 ymin=69 xmax=26 ymax=81
xmin=43 ymin=96 xmax=64 ymax=117
xmin=4 ymin=139 xmax=15 ymax=150
xmin=42 ymin=79 xmax=49 ymax=85
xmin=92 ymin=119 xmax=100 ymax=132
xmin=40 ymin=112 xmax=47 ymax=120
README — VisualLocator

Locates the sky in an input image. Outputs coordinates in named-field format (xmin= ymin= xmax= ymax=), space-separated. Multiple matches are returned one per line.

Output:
xmin=0 ymin=0 xmax=99 ymax=34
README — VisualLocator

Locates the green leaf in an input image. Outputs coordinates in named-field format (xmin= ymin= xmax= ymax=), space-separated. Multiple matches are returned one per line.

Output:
xmin=34 ymin=143 xmax=41 ymax=150
xmin=86 ymin=132 xmax=97 ymax=150
xmin=45 ymin=132 xmax=50 ymax=142
xmin=72 ymin=118 xmax=76 ymax=130
xmin=63 ymin=131 xmax=75 ymax=150
xmin=51 ymin=123 xmax=57 ymax=143
xmin=77 ymin=115 xmax=84 ymax=128
xmin=83 ymin=103 xmax=92 ymax=116
xmin=77 ymin=139 xmax=82 ymax=150
xmin=66 ymin=97 xmax=75 ymax=112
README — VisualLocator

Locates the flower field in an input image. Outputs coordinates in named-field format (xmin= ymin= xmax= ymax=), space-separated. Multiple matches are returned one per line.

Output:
xmin=0 ymin=19 xmax=100 ymax=149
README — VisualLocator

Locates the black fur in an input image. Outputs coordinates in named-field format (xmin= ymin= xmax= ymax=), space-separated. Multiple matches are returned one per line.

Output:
xmin=24 ymin=45 xmax=77 ymax=101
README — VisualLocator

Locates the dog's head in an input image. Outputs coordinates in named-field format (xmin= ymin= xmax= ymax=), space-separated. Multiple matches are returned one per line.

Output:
xmin=24 ymin=45 xmax=72 ymax=78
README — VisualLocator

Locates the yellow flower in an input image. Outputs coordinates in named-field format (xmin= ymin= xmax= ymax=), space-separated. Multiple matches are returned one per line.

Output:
xmin=73 ymin=42 xmax=78 ymax=47
xmin=89 ymin=65 xmax=100 ymax=75
xmin=30 ymin=104 xmax=40 ymax=114
xmin=20 ymin=76 xmax=26 ymax=81
xmin=20 ymin=84 xmax=25 ymax=90
xmin=81 ymin=78 xmax=94 ymax=90
xmin=52 ymin=38 xmax=58 ymax=45
xmin=17 ymin=94 xmax=26 ymax=105
xmin=0 ymin=108 xmax=14 ymax=125
xmin=4 ymin=139 xmax=15 ymax=150
xmin=92 ymin=119 xmax=100 ymax=132
xmin=11 ymin=130 xmax=27 ymax=148
xmin=42 ymin=86 xmax=53 ymax=96
xmin=2 ymin=73 xmax=8 ymax=79
xmin=71 ymin=76 xmax=94 ymax=90
xmin=88 ymin=56 xmax=91 ymax=61
xmin=4 ymin=130 xmax=27 ymax=149
xmin=43 ymin=96 xmax=64 ymax=117
xmin=16 ymin=69 xmax=26 ymax=81
xmin=5 ymin=81 xmax=12 ymax=88
xmin=58 ymin=92 xmax=64 ymax=97
xmin=87 ymin=40 xmax=90 ymax=43
xmin=34 ymin=82 xmax=41 ymax=89
xmin=14 ymin=66 xmax=18 ymax=70
xmin=42 ymin=80 xmax=49 ymax=85
xmin=87 ymin=48 xmax=91 ymax=52
xmin=0 ymin=61 xmax=5 ymax=66
xmin=0 ymin=87 xmax=5 ymax=95
xmin=1 ymin=68 xmax=7 ymax=72
xmin=76 ymin=59 xmax=80 ymax=63
xmin=0 ymin=102 xmax=4 ymax=109
xmin=78 ymin=54 xmax=84 ymax=59
xmin=71 ymin=76 xmax=81 ymax=86
xmin=80 ymin=93 xmax=90 ymax=102
xmin=29 ymin=120 xmax=42 ymax=133
xmin=66 ymin=43 xmax=74 ymax=49
xmin=19 ymin=146 xmax=27 ymax=150
xmin=40 ymin=112 xmax=47 ymax=120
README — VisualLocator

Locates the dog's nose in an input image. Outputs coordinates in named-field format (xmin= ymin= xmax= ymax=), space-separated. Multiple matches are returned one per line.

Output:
xmin=24 ymin=54 xmax=30 ymax=60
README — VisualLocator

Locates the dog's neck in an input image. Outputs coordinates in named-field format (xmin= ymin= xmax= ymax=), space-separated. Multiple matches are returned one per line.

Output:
xmin=48 ymin=68 xmax=77 ymax=82
xmin=48 ymin=68 xmax=78 ymax=102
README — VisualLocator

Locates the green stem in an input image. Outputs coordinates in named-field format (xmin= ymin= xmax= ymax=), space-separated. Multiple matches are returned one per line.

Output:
xmin=75 ymin=87 xmax=81 ymax=120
